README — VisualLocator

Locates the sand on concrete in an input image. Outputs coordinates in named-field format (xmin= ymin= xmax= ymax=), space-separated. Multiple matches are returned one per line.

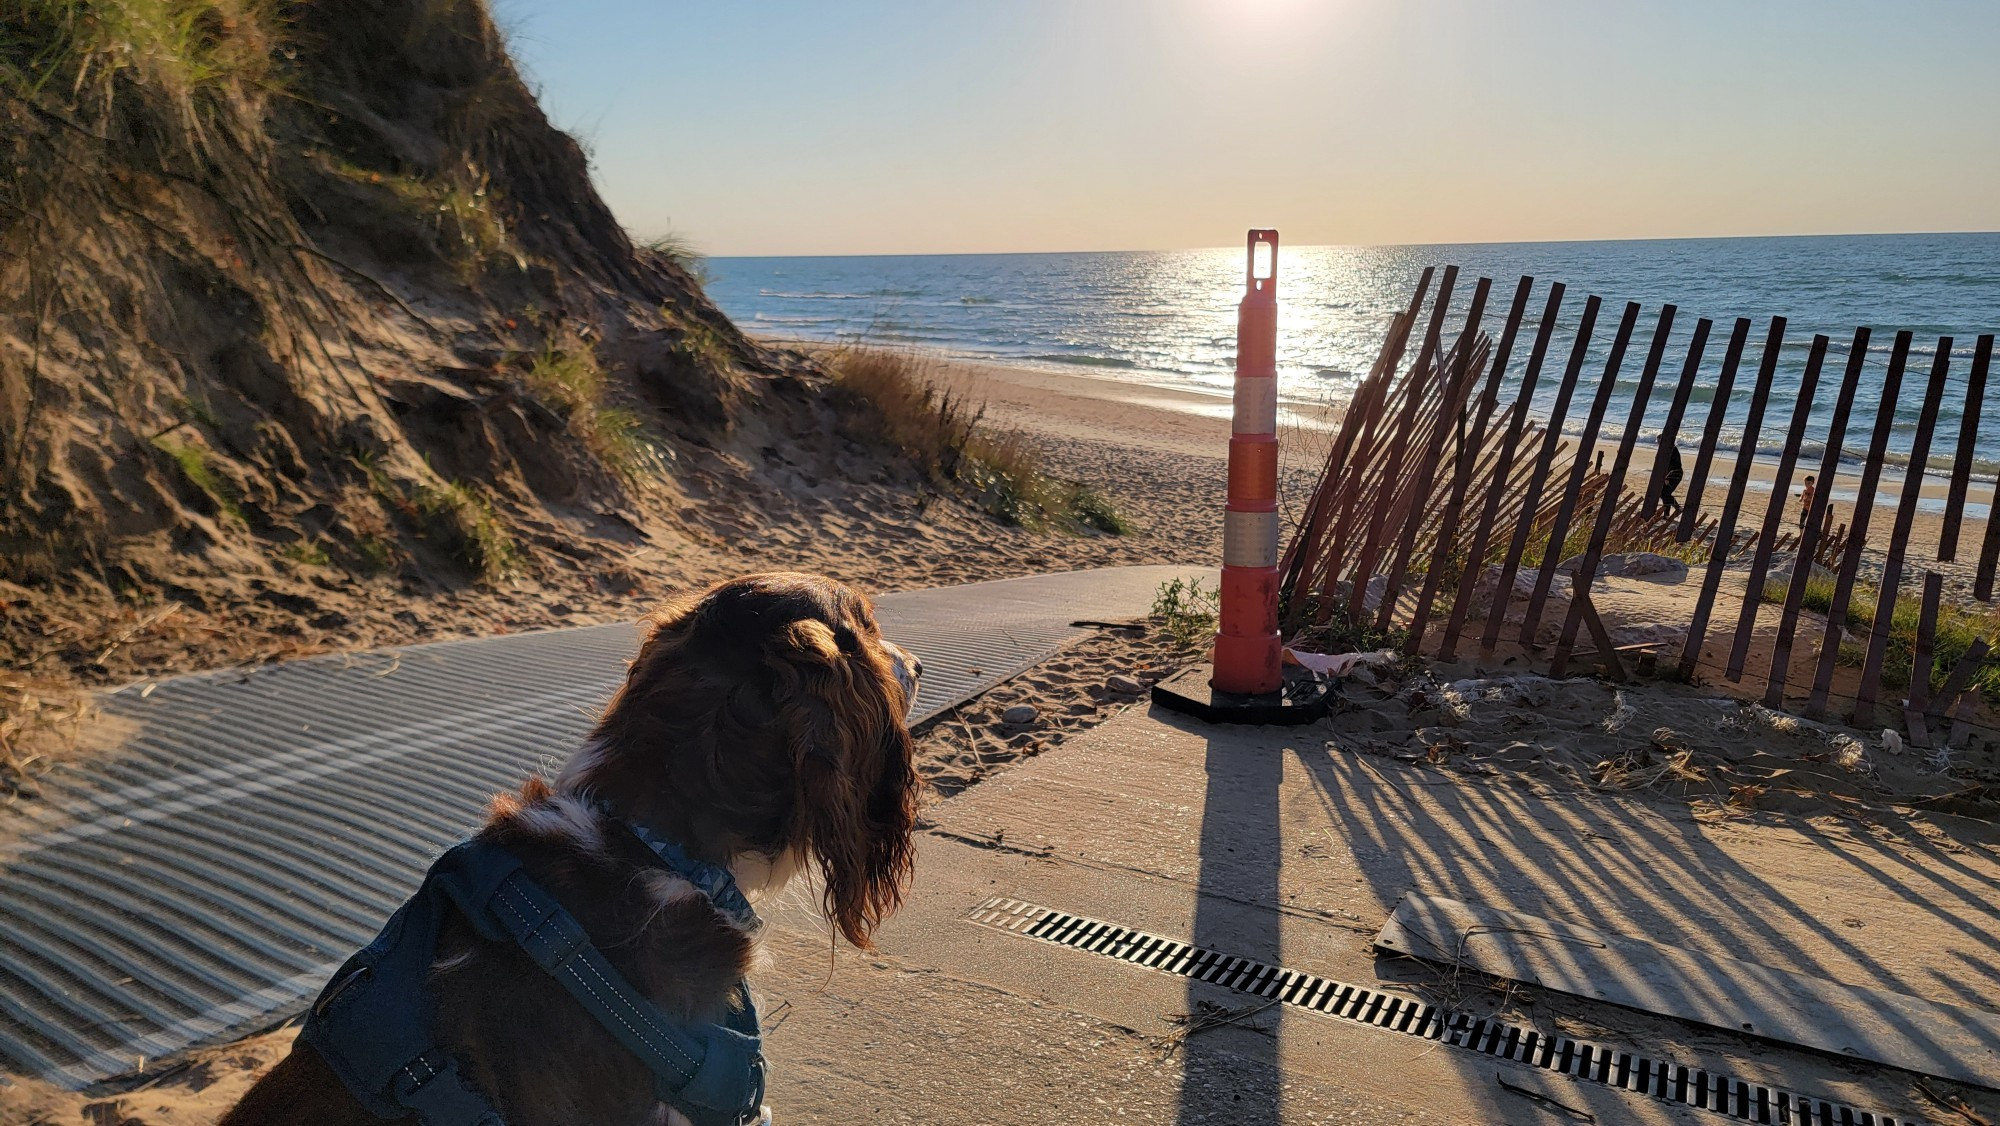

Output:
xmin=6 ymin=349 xmax=1997 ymax=1123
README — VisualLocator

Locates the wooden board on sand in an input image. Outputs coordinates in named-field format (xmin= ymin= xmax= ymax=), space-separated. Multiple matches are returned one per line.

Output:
xmin=1374 ymin=891 xmax=2000 ymax=1093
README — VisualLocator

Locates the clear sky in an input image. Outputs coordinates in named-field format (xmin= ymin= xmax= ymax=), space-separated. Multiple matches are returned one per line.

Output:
xmin=496 ymin=0 xmax=2000 ymax=257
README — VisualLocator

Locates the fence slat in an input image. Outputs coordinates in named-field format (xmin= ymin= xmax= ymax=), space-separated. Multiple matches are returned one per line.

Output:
xmin=1549 ymin=304 xmax=1677 ymax=677
xmin=1281 ymin=307 xmax=1422 ymax=622
xmin=1519 ymin=301 xmax=1641 ymax=647
xmin=1344 ymin=267 xmax=1460 ymax=623
xmin=1853 ymin=340 xmax=1954 ymax=727
xmin=1380 ymin=279 xmax=1493 ymax=634
xmin=1280 ymin=271 xmax=1434 ymax=609
xmin=1807 ymin=332 xmax=1917 ymax=718
xmin=1643 ymin=319 xmax=1713 ymax=517
xmin=1676 ymin=318 xmax=1787 ymax=680
xmin=1905 ymin=571 xmax=1944 ymax=737
xmin=1675 ymin=318 xmax=1754 ymax=542
xmin=1409 ymin=278 xmax=1532 ymax=655
xmin=1764 ymin=328 xmax=1871 ymax=707
xmin=1477 ymin=297 xmax=1603 ymax=653
xmin=1722 ymin=334 xmax=1831 ymax=682
xmin=1438 ymin=280 xmax=1557 ymax=661
xmin=1938 ymin=334 xmax=1991 ymax=561
xmin=1927 ymin=638 xmax=1991 ymax=722
xmin=1969 ymin=337 xmax=2000 ymax=600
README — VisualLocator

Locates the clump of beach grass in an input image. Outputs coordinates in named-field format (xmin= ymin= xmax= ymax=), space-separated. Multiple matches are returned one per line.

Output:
xmin=827 ymin=347 xmax=1132 ymax=534
xmin=1763 ymin=572 xmax=2000 ymax=703
xmin=521 ymin=333 xmax=665 ymax=480
xmin=413 ymin=480 xmax=518 ymax=582
xmin=1151 ymin=576 xmax=1219 ymax=652
xmin=151 ymin=436 xmax=244 ymax=523
xmin=322 ymin=155 xmax=512 ymax=278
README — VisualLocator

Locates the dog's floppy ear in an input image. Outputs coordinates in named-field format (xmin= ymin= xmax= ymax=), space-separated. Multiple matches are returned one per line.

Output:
xmin=777 ymin=618 xmax=843 ymax=664
xmin=769 ymin=620 xmax=917 ymax=950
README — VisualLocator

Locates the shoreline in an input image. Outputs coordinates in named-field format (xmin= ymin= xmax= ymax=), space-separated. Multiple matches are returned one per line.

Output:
xmin=769 ymin=333 xmax=1993 ymax=511
xmin=767 ymin=336 xmax=1989 ymax=593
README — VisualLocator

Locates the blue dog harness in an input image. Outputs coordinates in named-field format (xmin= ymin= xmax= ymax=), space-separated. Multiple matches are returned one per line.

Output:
xmin=301 ymin=819 xmax=767 ymax=1126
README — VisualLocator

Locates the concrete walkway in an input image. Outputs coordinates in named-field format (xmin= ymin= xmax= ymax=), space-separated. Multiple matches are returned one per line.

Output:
xmin=750 ymin=704 xmax=2000 ymax=1124
xmin=0 ymin=565 xmax=1202 ymax=1086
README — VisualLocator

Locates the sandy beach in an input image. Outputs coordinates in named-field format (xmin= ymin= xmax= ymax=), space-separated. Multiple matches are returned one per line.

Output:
xmin=8 ymin=353 xmax=1996 ymax=1126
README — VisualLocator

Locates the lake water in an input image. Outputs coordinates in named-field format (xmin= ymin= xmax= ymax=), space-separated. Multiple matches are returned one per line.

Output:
xmin=705 ymin=233 xmax=2000 ymax=474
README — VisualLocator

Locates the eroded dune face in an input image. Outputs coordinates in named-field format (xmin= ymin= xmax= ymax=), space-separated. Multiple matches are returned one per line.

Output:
xmin=1 ymin=0 xmax=772 ymax=592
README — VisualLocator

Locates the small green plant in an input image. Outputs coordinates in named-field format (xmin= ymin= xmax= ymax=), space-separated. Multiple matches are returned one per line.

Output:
xmin=324 ymin=156 xmax=510 ymax=276
xmin=152 ymin=436 xmax=243 ymax=523
xmin=523 ymin=337 xmax=603 ymax=417
xmin=520 ymin=337 xmax=662 ymax=480
xmin=641 ymin=231 xmax=709 ymax=282
xmin=1152 ymin=577 xmax=1220 ymax=652
xmin=668 ymin=319 xmax=732 ymax=373
xmin=280 ymin=538 xmax=330 ymax=566
xmin=588 ymin=406 xmax=663 ymax=478
xmin=354 ymin=534 xmax=396 ymax=575
xmin=1072 ymin=485 xmax=1133 ymax=536
xmin=413 ymin=481 xmax=518 ymax=582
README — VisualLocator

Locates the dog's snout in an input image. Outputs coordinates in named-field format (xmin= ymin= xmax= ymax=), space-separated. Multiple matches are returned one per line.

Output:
xmin=885 ymin=641 xmax=922 ymax=715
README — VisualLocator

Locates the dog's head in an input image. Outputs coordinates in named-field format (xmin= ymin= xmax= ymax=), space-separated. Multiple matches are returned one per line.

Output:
xmin=572 ymin=572 xmax=921 ymax=950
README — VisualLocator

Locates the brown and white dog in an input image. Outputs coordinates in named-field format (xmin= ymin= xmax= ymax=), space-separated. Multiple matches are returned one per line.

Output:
xmin=223 ymin=572 xmax=922 ymax=1126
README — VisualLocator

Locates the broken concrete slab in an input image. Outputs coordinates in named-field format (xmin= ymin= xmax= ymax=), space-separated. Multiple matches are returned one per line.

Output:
xmin=1376 ymin=891 xmax=2000 ymax=1092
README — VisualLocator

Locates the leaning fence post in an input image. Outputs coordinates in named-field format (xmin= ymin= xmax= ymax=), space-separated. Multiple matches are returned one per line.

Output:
xmin=1904 ymin=570 xmax=1944 ymax=747
xmin=1675 ymin=318 xmax=1753 ymax=543
xmin=1437 ymin=277 xmax=1546 ymax=661
xmin=1479 ymin=295 xmax=1602 ymax=653
xmin=1764 ymin=328 xmax=1870 ymax=708
xmin=1723 ymin=334 xmax=1830 ymax=682
xmin=1550 ymin=304 xmax=1676 ymax=677
xmin=1853 ymin=340 xmax=1954 ymax=727
xmin=1677 ymin=317 xmax=1787 ymax=681
xmin=1807 ymin=333 xmax=1914 ymax=717
xmin=1521 ymin=301 xmax=1643 ymax=648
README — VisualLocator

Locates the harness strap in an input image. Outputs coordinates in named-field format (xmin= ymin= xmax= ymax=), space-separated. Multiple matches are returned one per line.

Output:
xmin=393 ymin=1048 xmax=504 ymax=1126
xmin=304 ymin=834 xmax=766 ymax=1126
xmin=435 ymin=846 xmax=767 ymax=1126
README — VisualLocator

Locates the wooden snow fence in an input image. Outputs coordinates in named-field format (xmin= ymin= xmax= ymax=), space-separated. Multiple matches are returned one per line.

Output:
xmin=1278 ymin=271 xmax=1998 ymax=744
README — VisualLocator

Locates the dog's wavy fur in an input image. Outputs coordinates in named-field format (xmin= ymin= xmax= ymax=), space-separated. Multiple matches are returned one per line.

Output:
xmin=223 ymin=573 xmax=920 ymax=1125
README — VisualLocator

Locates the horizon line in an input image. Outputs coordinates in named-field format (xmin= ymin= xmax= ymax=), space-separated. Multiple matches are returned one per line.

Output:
xmin=673 ymin=228 xmax=2000 ymax=262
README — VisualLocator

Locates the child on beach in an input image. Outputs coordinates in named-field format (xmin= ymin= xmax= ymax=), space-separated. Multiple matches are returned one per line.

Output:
xmin=1798 ymin=475 xmax=1816 ymax=529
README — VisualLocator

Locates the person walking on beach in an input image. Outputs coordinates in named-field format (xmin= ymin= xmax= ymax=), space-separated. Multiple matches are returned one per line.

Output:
xmin=1657 ymin=437 xmax=1685 ymax=521
xmin=1798 ymin=474 xmax=1816 ymax=530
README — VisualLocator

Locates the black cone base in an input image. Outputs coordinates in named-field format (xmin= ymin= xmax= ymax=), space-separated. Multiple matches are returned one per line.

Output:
xmin=1150 ymin=663 xmax=1331 ymax=726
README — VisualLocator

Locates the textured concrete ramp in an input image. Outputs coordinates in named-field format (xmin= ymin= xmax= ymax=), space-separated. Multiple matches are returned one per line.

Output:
xmin=0 ymin=564 xmax=1204 ymax=1086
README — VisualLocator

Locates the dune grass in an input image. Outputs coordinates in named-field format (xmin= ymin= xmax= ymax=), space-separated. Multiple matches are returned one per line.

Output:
xmin=412 ymin=480 xmax=518 ymax=582
xmin=827 ymin=347 xmax=1133 ymax=535
xmin=1151 ymin=576 xmax=1219 ymax=652
xmin=1763 ymin=571 xmax=2000 ymax=703
xmin=521 ymin=334 xmax=664 ymax=480
xmin=150 ymin=436 xmax=243 ymax=523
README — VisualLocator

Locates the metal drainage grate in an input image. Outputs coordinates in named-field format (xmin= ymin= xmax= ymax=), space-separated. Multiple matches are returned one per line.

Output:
xmin=966 ymin=898 xmax=1924 ymax=1126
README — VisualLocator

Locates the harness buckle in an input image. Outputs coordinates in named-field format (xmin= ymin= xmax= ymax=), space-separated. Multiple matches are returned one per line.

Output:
xmin=394 ymin=1049 xmax=504 ymax=1126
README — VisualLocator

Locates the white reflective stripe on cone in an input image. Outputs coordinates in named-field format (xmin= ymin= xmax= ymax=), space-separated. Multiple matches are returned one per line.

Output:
xmin=1222 ymin=509 xmax=1280 ymax=568
xmin=1231 ymin=376 xmax=1278 ymax=435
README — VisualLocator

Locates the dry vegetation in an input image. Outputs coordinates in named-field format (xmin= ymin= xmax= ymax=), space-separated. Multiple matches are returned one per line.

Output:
xmin=0 ymin=2 xmax=1147 ymax=796
xmin=825 ymin=347 xmax=1132 ymax=535
xmin=1763 ymin=571 xmax=2000 ymax=703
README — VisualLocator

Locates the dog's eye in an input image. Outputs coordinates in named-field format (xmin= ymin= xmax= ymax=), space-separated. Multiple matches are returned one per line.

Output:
xmin=832 ymin=625 xmax=862 ymax=653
